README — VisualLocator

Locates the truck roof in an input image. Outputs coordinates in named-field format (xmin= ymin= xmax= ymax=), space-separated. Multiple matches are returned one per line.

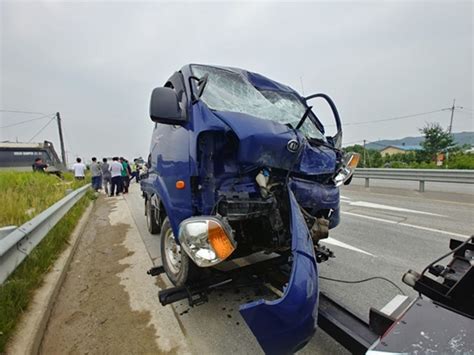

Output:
xmin=183 ymin=63 xmax=299 ymax=95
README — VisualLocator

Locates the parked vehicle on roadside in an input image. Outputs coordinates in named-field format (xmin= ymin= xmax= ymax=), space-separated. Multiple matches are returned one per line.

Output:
xmin=141 ymin=64 xmax=359 ymax=353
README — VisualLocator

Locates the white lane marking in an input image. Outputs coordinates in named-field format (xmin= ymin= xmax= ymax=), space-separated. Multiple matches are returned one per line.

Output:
xmin=340 ymin=195 xmax=351 ymax=201
xmin=348 ymin=201 xmax=446 ymax=217
xmin=342 ymin=211 xmax=470 ymax=239
xmin=323 ymin=237 xmax=375 ymax=257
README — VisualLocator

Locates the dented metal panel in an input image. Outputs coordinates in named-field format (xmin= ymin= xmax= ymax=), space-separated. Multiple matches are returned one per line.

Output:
xmin=239 ymin=189 xmax=319 ymax=354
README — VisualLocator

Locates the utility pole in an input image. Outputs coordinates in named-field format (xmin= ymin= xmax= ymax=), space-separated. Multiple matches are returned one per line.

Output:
xmin=446 ymin=99 xmax=463 ymax=168
xmin=56 ymin=112 xmax=67 ymax=168
xmin=448 ymin=98 xmax=456 ymax=134
xmin=363 ymin=139 xmax=367 ymax=167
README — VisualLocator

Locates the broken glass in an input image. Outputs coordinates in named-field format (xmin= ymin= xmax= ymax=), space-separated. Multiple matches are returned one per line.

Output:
xmin=192 ymin=65 xmax=325 ymax=140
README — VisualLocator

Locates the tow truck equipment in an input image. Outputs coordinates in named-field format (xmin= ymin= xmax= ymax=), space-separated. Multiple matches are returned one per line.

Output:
xmin=149 ymin=236 xmax=474 ymax=354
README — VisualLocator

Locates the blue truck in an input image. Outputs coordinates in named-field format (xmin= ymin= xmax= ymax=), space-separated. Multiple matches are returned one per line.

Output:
xmin=141 ymin=64 xmax=473 ymax=354
xmin=141 ymin=64 xmax=358 ymax=353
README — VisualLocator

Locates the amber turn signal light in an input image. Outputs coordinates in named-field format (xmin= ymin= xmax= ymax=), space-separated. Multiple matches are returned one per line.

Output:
xmin=347 ymin=153 xmax=360 ymax=169
xmin=208 ymin=220 xmax=235 ymax=260
xmin=176 ymin=180 xmax=185 ymax=189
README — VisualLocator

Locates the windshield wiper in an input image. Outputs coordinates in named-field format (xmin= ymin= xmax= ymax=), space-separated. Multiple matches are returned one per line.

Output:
xmin=308 ymin=137 xmax=342 ymax=152
xmin=295 ymin=105 xmax=325 ymax=135
xmin=295 ymin=106 xmax=312 ymax=130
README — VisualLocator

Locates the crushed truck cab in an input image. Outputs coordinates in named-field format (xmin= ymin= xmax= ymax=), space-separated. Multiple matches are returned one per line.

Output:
xmin=141 ymin=64 xmax=358 ymax=353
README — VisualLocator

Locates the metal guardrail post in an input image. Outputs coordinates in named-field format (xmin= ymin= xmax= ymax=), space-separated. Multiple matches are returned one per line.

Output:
xmin=419 ymin=181 xmax=425 ymax=193
xmin=0 ymin=184 xmax=91 ymax=285
xmin=365 ymin=178 xmax=370 ymax=188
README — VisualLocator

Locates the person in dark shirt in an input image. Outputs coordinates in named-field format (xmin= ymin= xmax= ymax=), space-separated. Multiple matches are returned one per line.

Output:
xmin=120 ymin=157 xmax=131 ymax=194
xmin=32 ymin=158 xmax=48 ymax=172
xmin=101 ymin=158 xmax=112 ymax=195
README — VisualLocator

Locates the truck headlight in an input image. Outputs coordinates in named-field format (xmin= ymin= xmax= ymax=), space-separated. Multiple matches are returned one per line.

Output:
xmin=178 ymin=216 xmax=236 ymax=267
xmin=333 ymin=153 xmax=360 ymax=187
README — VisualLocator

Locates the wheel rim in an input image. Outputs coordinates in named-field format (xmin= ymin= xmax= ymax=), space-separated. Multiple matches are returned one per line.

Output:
xmin=164 ymin=229 xmax=182 ymax=275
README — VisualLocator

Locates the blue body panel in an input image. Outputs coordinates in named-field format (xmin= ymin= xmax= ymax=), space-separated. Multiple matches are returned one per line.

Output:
xmin=240 ymin=188 xmax=319 ymax=354
xmin=148 ymin=123 xmax=193 ymax=234
xmin=214 ymin=111 xmax=297 ymax=170
xmin=290 ymin=178 xmax=340 ymax=228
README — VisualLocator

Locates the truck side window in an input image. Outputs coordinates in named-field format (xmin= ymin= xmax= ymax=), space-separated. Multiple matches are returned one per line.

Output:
xmin=165 ymin=72 xmax=188 ymax=116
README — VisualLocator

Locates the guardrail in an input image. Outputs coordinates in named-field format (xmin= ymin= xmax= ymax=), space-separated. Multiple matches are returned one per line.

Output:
xmin=0 ymin=184 xmax=91 ymax=285
xmin=353 ymin=168 xmax=474 ymax=192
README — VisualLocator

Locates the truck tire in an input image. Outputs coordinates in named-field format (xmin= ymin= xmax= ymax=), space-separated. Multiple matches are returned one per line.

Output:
xmin=146 ymin=198 xmax=160 ymax=234
xmin=160 ymin=217 xmax=199 ymax=286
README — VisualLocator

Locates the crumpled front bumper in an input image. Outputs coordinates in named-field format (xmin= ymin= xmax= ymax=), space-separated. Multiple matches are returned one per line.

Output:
xmin=239 ymin=189 xmax=319 ymax=354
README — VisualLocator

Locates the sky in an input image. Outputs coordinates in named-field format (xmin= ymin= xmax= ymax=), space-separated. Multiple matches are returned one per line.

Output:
xmin=1 ymin=0 xmax=472 ymax=163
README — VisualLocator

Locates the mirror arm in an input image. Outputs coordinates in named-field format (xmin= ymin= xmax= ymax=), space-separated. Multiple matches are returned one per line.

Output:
xmin=188 ymin=76 xmax=199 ymax=104
xmin=305 ymin=93 xmax=342 ymax=133
xmin=188 ymin=74 xmax=209 ymax=104
xmin=295 ymin=106 xmax=313 ymax=130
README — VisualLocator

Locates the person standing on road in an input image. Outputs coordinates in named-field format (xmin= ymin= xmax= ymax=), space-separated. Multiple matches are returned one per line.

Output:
xmin=130 ymin=160 xmax=138 ymax=183
xmin=109 ymin=157 xmax=123 ymax=196
xmin=90 ymin=157 xmax=102 ymax=191
xmin=72 ymin=157 xmax=86 ymax=180
xmin=120 ymin=157 xmax=130 ymax=194
xmin=101 ymin=158 xmax=112 ymax=195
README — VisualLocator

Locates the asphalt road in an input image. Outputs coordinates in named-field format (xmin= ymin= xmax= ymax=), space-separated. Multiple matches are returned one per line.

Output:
xmin=124 ymin=181 xmax=474 ymax=354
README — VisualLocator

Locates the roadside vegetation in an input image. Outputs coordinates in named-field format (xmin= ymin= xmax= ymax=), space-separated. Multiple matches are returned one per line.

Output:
xmin=344 ymin=123 xmax=474 ymax=169
xmin=0 ymin=171 xmax=89 ymax=227
xmin=0 ymin=172 xmax=94 ymax=352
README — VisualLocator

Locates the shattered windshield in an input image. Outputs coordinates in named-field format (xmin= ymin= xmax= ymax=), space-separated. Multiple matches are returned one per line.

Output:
xmin=191 ymin=65 xmax=325 ymax=140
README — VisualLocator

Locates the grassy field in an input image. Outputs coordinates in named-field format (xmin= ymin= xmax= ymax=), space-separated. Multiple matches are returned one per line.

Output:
xmin=0 ymin=172 xmax=94 ymax=352
xmin=0 ymin=171 xmax=89 ymax=227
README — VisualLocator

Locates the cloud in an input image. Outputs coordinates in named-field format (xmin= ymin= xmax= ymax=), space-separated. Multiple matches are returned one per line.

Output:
xmin=1 ymin=1 xmax=472 ymax=161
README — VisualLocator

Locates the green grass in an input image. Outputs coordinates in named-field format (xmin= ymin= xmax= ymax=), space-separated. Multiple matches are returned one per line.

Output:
xmin=0 ymin=177 xmax=95 ymax=353
xmin=0 ymin=171 xmax=89 ymax=227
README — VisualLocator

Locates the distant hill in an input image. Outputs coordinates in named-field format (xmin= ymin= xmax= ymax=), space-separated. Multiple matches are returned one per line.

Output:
xmin=362 ymin=131 xmax=474 ymax=151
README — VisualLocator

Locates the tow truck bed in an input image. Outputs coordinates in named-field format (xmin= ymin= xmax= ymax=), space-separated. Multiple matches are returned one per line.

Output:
xmin=368 ymin=297 xmax=473 ymax=353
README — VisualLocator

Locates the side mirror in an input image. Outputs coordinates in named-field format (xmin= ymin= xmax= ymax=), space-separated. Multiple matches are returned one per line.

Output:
xmin=150 ymin=87 xmax=186 ymax=125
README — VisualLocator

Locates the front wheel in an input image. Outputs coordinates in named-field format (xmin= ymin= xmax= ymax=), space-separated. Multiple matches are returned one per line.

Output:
xmin=146 ymin=198 xmax=160 ymax=234
xmin=160 ymin=217 xmax=199 ymax=286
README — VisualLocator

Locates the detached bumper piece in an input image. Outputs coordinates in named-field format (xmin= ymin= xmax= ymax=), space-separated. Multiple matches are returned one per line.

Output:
xmin=239 ymin=190 xmax=319 ymax=355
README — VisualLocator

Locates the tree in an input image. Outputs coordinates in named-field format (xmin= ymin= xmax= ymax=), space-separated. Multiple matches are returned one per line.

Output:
xmin=343 ymin=144 xmax=383 ymax=168
xmin=419 ymin=123 xmax=456 ymax=162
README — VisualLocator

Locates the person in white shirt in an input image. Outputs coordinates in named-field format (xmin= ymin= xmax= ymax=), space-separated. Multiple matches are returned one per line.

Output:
xmin=72 ymin=157 xmax=86 ymax=180
xmin=109 ymin=156 xmax=124 ymax=196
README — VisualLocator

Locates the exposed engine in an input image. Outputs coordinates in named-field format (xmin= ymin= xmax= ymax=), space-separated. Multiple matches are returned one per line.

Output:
xmin=195 ymin=131 xmax=342 ymax=260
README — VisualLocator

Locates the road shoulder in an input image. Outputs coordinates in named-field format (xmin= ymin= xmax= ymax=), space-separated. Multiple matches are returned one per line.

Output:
xmin=39 ymin=195 xmax=190 ymax=354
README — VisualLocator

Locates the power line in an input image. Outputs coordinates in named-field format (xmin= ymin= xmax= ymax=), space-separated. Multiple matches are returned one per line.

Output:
xmin=342 ymin=108 xmax=449 ymax=127
xmin=28 ymin=117 xmax=56 ymax=142
xmin=0 ymin=109 xmax=48 ymax=115
xmin=0 ymin=113 xmax=54 ymax=129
